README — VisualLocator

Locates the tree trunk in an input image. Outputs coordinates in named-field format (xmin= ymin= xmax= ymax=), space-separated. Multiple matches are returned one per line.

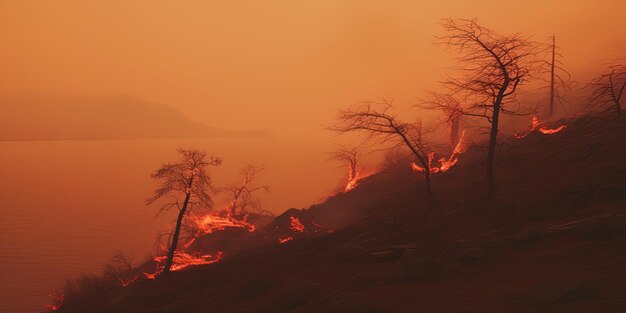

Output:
xmin=396 ymin=131 xmax=435 ymax=199
xmin=449 ymin=117 xmax=460 ymax=148
xmin=162 ymin=191 xmax=191 ymax=274
xmin=424 ymin=168 xmax=432 ymax=196
xmin=486 ymin=112 xmax=499 ymax=201
xmin=487 ymin=81 xmax=509 ymax=201
xmin=163 ymin=175 xmax=194 ymax=274
xmin=549 ymin=34 xmax=556 ymax=117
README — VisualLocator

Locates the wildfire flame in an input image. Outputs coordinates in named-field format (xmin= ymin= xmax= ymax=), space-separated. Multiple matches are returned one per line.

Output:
xmin=344 ymin=173 xmax=359 ymax=192
xmin=121 ymin=210 xmax=249 ymax=286
xmin=191 ymin=210 xmax=255 ymax=235
xmin=153 ymin=251 xmax=223 ymax=272
xmin=342 ymin=168 xmax=380 ymax=193
xmin=411 ymin=130 xmax=467 ymax=174
xmin=538 ymin=125 xmax=567 ymax=134
xmin=290 ymin=216 xmax=305 ymax=233
xmin=514 ymin=116 xmax=567 ymax=138
xmin=119 ymin=275 xmax=140 ymax=287
xmin=278 ymin=236 xmax=293 ymax=243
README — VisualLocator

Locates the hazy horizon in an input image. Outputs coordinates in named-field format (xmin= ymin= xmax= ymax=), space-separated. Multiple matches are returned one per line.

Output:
xmin=2 ymin=1 xmax=625 ymax=139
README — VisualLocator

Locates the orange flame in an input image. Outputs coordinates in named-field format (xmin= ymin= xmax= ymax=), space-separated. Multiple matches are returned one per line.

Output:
xmin=514 ymin=116 xmax=567 ymax=138
xmin=278 ymin=236 xmax=293 ymax=243
xmin=153 ymin=251 xmax=223 ymax=272
xmin=344 ymin=173 xmax=359 ymax=192
xmin=538 ymin=125 xmax=567 ymax=134
xmin=119 ymin=275 xmax=140 ymax=287
xmin=290 ymin=216 xmax=305 ymax=232
xmin=120 ymin=211 xmax=239 ymax=285
xmin=191 ymin=210 xmax=255 ymax=235
xmin=411 ymin=130 xmax=467 ymax=174
xmin=143 ymin=267 xmax=162 ymax=280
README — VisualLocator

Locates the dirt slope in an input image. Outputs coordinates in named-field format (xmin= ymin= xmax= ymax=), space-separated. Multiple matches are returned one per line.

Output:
xmin=54 ymin=114 xmax=626 ymax=313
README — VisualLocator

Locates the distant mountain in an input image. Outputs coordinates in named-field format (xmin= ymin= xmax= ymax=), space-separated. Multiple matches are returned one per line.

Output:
xmin=0 ymin=94 xmax=267 ymax=141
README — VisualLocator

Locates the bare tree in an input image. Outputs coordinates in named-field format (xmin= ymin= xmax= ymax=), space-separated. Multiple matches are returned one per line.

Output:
xmin=331 ymin=100 xmax=434 ymax=196
xmin=588 ymin=64 xmax=626 ymax=117
xmin=437 ymin=18 xmax=539 ymax=200
xmin=223 ymin=165 xmax=269 ymax=219
xmin=146 ymin=149 xmax=221 ymax=274
xmin=330 ymin=147 xmax=360 ymax=192
xmin=420 ymin=92 xmax=465 ymax=148
xmin=543 ymin=34 xmax=575 ymax=117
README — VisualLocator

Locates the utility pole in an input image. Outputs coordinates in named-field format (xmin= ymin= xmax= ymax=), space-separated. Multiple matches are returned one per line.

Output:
xmin=549 ymin=34 xmax=556 ymax=117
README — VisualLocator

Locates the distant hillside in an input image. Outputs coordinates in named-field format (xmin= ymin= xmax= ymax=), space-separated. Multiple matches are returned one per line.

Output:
xmin=0 ymin=94 xmax=267 ymax=141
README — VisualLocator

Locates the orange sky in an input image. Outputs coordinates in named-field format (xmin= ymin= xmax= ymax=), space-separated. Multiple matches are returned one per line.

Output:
xmin=1 ymin=0 xmax=625 ymax=136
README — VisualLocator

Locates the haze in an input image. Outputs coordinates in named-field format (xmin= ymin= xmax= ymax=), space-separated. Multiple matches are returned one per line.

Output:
xmin=1 ymin=1 xmax=625 ymax=313
xmin=2 ymin=1 xmax=624 ymax=137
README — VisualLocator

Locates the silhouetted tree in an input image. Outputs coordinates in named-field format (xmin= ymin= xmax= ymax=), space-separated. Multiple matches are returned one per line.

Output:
xmin=588 ymin=64 xmax=626 ymax=117
xmin=224 ymin=165 xmax=269 ymax=219
xmin=331 ymin=100 xmax=434 ymax=196
xmin=146 ymin=149 xmax=221 ymax=274
xmin=544 ymin=34 xmax=575 ymax=117
xmin=330 ymin=147 xmax=360 ymax=192
xmin=437 ymin=18 xmax=539 ymax=200
xmin=420 ymin=92 xmax=465 ymax=148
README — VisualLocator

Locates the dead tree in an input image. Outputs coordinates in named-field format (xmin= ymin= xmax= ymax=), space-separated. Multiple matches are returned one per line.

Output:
xmin=331 ymin=100 xmax=434 ymax=196
xmin=146 ymin=149 xmax=221 ymax=274
xmin=330 ymin=147 xmax=360 ymax=191
xmin=420 ymin=92 xmax=465 ymax=148
xmin=588 ymin=64 xmax=626 ymax=117
xmin=544 ymin=34 xmax=575 ymax=117
xmin=223 ymin=165 xmax=269 ymax=219
xmin=437 ymin=18 xmax=539 ymax=200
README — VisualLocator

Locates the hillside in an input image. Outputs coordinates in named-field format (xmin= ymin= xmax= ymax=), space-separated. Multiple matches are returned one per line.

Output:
xmin=51 ymin=114 xmax=626 ymax=313
xmin=0 ymin=94 xmax=266 ymax=141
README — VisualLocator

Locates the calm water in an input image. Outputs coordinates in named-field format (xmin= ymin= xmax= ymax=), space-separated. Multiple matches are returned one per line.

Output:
xmin=0 ymin=137 xmax=348 ymax=313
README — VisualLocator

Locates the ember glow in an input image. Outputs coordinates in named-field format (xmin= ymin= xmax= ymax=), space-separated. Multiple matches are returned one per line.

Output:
xmin=538 ymin=125 xmax=567 ymax=134
xmin=514 ymin=116 xmax=567 ymax=138
xmin=143 ymin=267 xmax=162 ymax=280
xmin=44 ymin=294 xmax=64 ymax=312
xmin=154 ymin=251 xmax=223 ymax=272
xmin=341 ymin=168 xmax=379 ymax=194
xmin=290 ymin=216 xmax=305 ymax=233
xmin=412 ymin=130 xmax=467 ymax=174
xmin=191 ymin=210 xmax=255 ymax=236
xmin=119 ymin=275 xmax=140 ymax=287
xmin=344 ymin=172 xmax=359 ymax=192
xmin=278 ymin=236 xmax=293 ymax=243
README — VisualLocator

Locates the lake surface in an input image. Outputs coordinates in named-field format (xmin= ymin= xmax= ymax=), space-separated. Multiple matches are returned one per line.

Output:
xmin=0 ymin=137 xmax=358 ymax=313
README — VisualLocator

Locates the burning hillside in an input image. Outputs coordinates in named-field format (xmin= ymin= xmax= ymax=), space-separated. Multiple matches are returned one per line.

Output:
xmin=46 ymin=114 xmax=626 ymax=313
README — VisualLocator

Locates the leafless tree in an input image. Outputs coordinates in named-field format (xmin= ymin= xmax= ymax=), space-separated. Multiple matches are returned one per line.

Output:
xmin=420 ymin=92 xmax=465 ymax=148
xmin=146 ymin=149 xmax=221 ymax=274
xmin=588 ymin=64 xmax=626 ymax=117
xmin=103 ymin=252 xmax=135 ymax=280
xmin=330 ymin=147 xmax=360 ymax=191
xmin=437 ymin=18 xmax=540 ymax=200
xmin=223 ymin=165 xmax=269 ymax=219
xmin=543 ymin=34 xmax=575 ymax=117
xmin=331 ymin=100 xmax=434 ymax=196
